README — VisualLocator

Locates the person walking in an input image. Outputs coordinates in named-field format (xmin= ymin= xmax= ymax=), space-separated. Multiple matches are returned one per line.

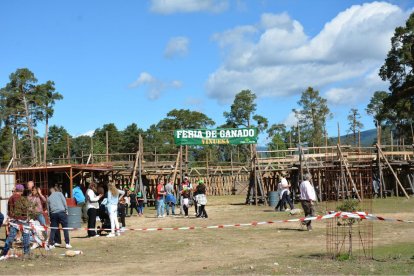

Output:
xmin=299 ymin=173 xmax=317 ymax=231
xmin=156 ymin=179 xmax=166 ymax=218
xmin=106 ymin=183 xmax=125 ymax=237
xmin=86 ymin=183 xmax=102 ymax=238
xmin=48 ymin=187 xmax=72 ymax=249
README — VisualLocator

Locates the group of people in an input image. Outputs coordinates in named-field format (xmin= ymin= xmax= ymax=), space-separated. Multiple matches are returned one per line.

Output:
xmin=0 ymin=181 xmax=74 ymax=260
xmin=275 ymin=173 xmax=317 ymax=231
xmin=0 ymin=173 xmax=316 ymax=261
xmin=155 ymin=176 xmax=208 ymax=219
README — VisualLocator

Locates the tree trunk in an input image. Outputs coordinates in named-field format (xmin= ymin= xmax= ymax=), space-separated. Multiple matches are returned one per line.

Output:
xmin=22 ymin=93 xmax=36 ymax=162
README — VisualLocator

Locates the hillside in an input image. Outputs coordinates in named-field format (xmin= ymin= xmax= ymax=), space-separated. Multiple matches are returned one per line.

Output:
xmin=331 ymin=128 xmax=377 ymax=147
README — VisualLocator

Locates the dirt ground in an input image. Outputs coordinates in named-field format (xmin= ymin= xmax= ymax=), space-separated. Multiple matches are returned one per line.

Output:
xmin=0 ymin=196 xmax=413 ymax=275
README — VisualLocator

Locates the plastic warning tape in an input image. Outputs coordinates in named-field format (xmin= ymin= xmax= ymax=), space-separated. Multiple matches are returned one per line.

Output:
xmin=8 ymin=211 xmax=413 ymax=233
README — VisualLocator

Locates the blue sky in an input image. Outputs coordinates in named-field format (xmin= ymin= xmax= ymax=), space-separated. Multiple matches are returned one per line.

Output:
xmin=1 ymin=0 xmax=413 ymax=145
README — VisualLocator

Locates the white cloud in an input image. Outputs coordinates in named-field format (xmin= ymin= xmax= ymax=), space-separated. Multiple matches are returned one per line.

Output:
xmin=129 ymin=72 xmax=182 ymax=100
xmin=75 ymin=130 xmax=94 ymax=137
xmin=206 ymin=2 xmax=408 ymax=105
xmin=150 ymin=0 xmax=229 ymax=14
xmin=164 ymin=36 xmax=189 ymax=58
xmin=325 ymin=67 xmax=388 ymax=105
xmin=283 ymin=112 xmax=298 ymax=128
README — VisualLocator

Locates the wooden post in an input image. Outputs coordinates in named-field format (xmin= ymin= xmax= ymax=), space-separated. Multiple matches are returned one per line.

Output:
xmin=179 ymin=145 xmax=183 ymax=186
xmin=90 ymin=137 xmax=94 ymax=164
xmin=253 ymin=145 xmax=258 ymax=206
xmin=298 ymin=124 xmax=303 ymax=182
xmin=185 ymin=145 xmax=188 ymax=176
xmin=230 ymin=150 xmax=234 ymax=186
xmin=376 ymin=124 xmax=383 ymax=198
xmin=67 ymin=135 xmax=71 ymax=164
xmin=106 ymin=131 xmax=109 ymax=162
xmin=69 ymin=167 xmax=73 ymax=198
xmin=340 ymin=147 xmax=345 ymax=200
xmin=337 ymin=145 xmax=362 ymax=201
xmin=38 ymin=138 xmax=42 ymax=164
xmin=131 ymin=150 xmax=140 ymax=189
xmin=377 ymin=144 xmax=410 ymax=199
xmin=206 ymin=153 xmax=210 ymax=190
xmin=410 ymin=121 xmax=414 ymax=145
xmin=337 ymin=122 xmax=341 ymax=145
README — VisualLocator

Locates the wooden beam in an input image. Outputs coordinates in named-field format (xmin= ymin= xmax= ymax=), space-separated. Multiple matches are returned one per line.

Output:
xmin=69 ymin=167 xmax=73 ymax=198
xmin=130 ymin=150 xmax=141 ymax=189
xmin=377 ymin=144 xmax=410 ymax=199
xmin=337 ymin=145 xmax=362 ymax=201
xmin=171 ymin=150 xmax=181 ymax=184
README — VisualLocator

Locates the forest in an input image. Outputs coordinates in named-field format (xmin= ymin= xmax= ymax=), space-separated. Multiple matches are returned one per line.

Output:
xmin=0 ymin=13 xmax=413 ymax=168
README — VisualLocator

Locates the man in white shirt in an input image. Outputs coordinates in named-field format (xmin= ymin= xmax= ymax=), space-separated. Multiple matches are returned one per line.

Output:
xmin=299 ymin=173 xmax=316 ymax=231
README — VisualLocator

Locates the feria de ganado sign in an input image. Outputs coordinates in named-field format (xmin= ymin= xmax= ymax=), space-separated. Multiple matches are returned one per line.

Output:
xmin=174 ymin=128 xmax=258 ymax=146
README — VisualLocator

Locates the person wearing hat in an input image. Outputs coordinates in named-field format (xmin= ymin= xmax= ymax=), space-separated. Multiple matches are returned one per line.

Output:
xmin=1 ymin=184 xmax=32 ymax=260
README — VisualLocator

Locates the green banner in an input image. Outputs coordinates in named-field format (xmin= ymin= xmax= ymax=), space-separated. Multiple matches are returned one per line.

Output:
xmin=174 ymin=128 xmax=258 ymax=146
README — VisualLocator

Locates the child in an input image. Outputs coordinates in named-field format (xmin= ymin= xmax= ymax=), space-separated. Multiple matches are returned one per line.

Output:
xmin=195 ymin=180 xmax=208 ymax=218
xmin=137 ymin=191 xmax=145 ymax=216
xmin=118 ymin=197 xmax=127 ymax=231
xmin=129 ymin=188 xmax=139 ymax=216
xmin=181 ymin=188 xmax=190 ymax=218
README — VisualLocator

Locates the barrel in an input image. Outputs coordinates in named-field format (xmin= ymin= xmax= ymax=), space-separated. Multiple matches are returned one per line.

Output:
xmin=268 ymin=191 xmax=279 ymax=207
xmin=67 ymin=206 xmax=82 ymax=229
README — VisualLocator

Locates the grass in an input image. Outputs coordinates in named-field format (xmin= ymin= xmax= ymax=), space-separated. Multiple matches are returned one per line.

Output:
xmin=0 ymin=195 xmax=413 ymax=275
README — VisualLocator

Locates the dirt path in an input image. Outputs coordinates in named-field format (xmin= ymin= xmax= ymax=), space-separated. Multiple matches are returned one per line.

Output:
xmin=1 ymin=196 xmax=413 ymax=275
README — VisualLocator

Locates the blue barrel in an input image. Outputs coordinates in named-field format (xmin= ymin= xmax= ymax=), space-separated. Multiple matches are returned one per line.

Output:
xmin=268 ymin=191 xmax=279 ymax=207
xmin=67 ymin=206 xmax=82 ymax=229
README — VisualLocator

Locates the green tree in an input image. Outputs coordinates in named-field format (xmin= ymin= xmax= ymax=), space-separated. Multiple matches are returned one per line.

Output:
xmin=266 ymin=124 xmax=288 ymax=151
xmin=93 ymin=123 xmax=122 ymax=155
xmin=151 ymin=109 xmax=216 ymax=161
xmin=0 ymin=69 xmax=41 ymax=161
xmin=293 ymin=87 xmax=331 ymax=146
xmin=223 ymin=90 xmax=268 ymax=130
xmin=36 ymin=81 xmax=63 ymax=163
xmin=48 ymin=125 xmax=70 ymax=161
xmin=347 ymin=108 xmax=364 ymax=146
xmin=366 ymin=91 xmax=390 ymax=126
xmin=158 ymin=109 xmax=215 ymax=130
xmin=379 ymin=12 xmax=414 ymax=141
xmin=223 ymin=90 xmax=268 ymax=163
xmin=121 ymin=123 xmax=144 ymax=153
xmin=72 ymin=135 xmax=92 ymax=162
xmin=0 ymin=126 xmax=13 ymax=167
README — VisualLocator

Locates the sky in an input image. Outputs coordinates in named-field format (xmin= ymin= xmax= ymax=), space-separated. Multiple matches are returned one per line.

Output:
xmin=1 ymin=0 xmax=413 ymax=145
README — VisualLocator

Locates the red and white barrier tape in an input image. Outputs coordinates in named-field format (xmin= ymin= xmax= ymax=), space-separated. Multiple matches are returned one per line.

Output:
xmin=8 ymin=211 xmax=413 ymax=233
